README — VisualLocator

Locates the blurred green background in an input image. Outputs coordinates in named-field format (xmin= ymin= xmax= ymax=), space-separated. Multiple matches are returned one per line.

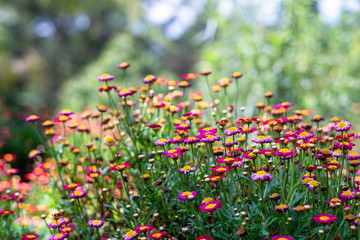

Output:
xmin=1 ymin=0 xmax=360 ymax=174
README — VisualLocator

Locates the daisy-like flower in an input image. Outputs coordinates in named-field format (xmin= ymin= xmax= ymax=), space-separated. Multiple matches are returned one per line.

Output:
xmin=292 ymin=205 xmax=305 ymax=213
xmin=270 ymin=193 xmax=281 ymax=200
xmin=199 ymin=200 xmax=222 ymax=212
xmin=183 ymin=136 xmax=200 ymax=144
xmin=271 ymin=236 xmax=293 ymax=240
xmin=224 ymin=127 xmax=241 ymax=136
xmin=201 ymin=197 xmax=214 ymax=204
xmin=312 ymin=214 xmax=337 ymax=225
xmin=348 ymin=152 xmax=360 ymax=160
xmin=259 ymin=149 xmax=275 ymax=158
xmin=216 ymin=157 xmax=241 ymax=165
xmin=26 ymin=115 xmax=40 ymax=122
xmin=110 ymin=161 xmax=132 ymax=172
xmin=178 ymin=81 xmax=191 ymax=88
xmin=223 ymin=139 xmax=237 ymax=147
xmin=252 ymin=136 xmax=272 ymax=144
xmin=217 ymin=78 xmax=232 ymax=87
xmin=21 ymin=233 xmax=40 ymax=240
xmin=216 ymin=119 xmax=229 ymax=127
xmin=118 ymin=62 xmax=130 ymax=69
xmin=59 ymin=109 xmax=75 ymax=116
xmin=311 ymin=115 xmax=325 ymax=122
xmin=196 ymin=234 xmax=212 ymax=240
xmin=354 ymin=218 xmax=360 ymax=226
xmin=183 ymin=73 xmax=199 ymax=80
xmin=123 ymin=230 xmax=138 ymax=240
xmin=251 ymin=171 xmax=273 ymax=182
xmin=333 ymin=121 xmax=351 ymax=132
xmin=143 ymin=75 xmax=156 ymax=84
xmin=49 ymin=233 xmax=68 ymax=240
xmin=231 ymin=72 xmax=243 ymax=79
xmin=179 ymin=166 xmax=196 ymax=175
xmin=201 ymin=134 xmax=221 ymax=143
xmin=163 ymin=149 xmax=183 ymax=159
xmin=48 ymin=219 xmax=65 ymax=228
xmin=60 ymin=225 xmax=75 ymax=233
xmin=148 ymin=231 xmax=167 ymax=239
xmin=118 ymin=88 xmax=134 ymax=98
xmin=276 ymin=148 xmax=295 ymax=159
xmin=28 ymin=149 xmax=41 ymax=159
xmin=103 ymin=136 xmax=115 ymax=146
xmin=297 ymin=131 xmax=314 ymax=140
xmin=210 ymin=166 xmax=230 ymax=175
xmin=62 ymin=183 xmax=82 ymax=191
xmin=155 ymin=138 xmax=168 ymax=146
xmin=328 ymin=198 xmax=342 ymax=205
xmin=135 ymin=225 xmax=153 ymax=233
xmin=200 ymin=70 xmax=212 ymax=76
xmin=4 ymin=168 xmax=19 ymax=175
xmin=302 ymin=172 xmax=316 ymax=180
xmin=333 ymin=142 xmax=355 ymax=151
xmin=265 ymin=92 xmax=274 ymax=98
xmin=98 ymin=73 xmax=114 ymax=82
xmin=88 ymin=220 xmax=104 ymax=227
xmin=306 ymin=180 xmax=319 ymax=191
xmin=69 ymin=189 xmax=86 ymax=199
xmin=176 ymin=124 xmax=191 ymax=130
xmin=209 ymin=175 xmax=226 ymax=183
xmin=339 ymin=190 xmax=354 ymax=201
xmin=274 ymin=204 xmax=289 ymax=213
xmin=169 ymin=136 xmax=182 ymax=144
xmin=178 ymin=191 xmax=197 ymax=200
xmin=236 ymin=227 xmax=246 ymax=236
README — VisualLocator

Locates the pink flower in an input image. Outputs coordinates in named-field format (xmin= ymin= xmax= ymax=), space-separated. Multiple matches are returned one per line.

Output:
xmin=88 ymin=220 xmax=104 ymax=227
xmin=251 ymin=171 xmax=273 ymax=182
xmin=178 ymin=191 xmax=197 ymax=200
xmin=199 ymin=200 xmax=222 ymax=212
xmin=312 ymin=214 xmax=337 ymax=225
xmin=333 ymin=121 xmax=351 ymax=132
xmin=98 ymin=73 xmax=114 ymax=82
xmin=26 ymin=115 xmax=40 ymax=122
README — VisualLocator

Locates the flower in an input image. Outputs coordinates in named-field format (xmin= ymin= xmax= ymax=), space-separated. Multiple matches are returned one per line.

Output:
xmin=196 ymin=234 xmax=212 ymax=240
xmin=148 ymin=231 xmax=167 ymax=239
xmin=21 ymin=233 xmax=40 ymax=240
xmin=348 ymin=153 xmax=360 ymax=160
xmin=224 ymin=127 xmax=241 ymax=136
xmin=209 ymin=175 xmax=226 ymax=183
xmin=306 ymin=180 xmax=319 ymax=191
xmin=110 ymin=161 xmax=132 ymax=171
xmin=48 ymin=219 xmax=65 ymax=228
xmin=98 ymin=73 xmax=114 ymax=82
xmin=231 ymin=72 xmax=243 ymax=79
xmin=118 ymin=62 xmax=130 ymax=69
xmin=155 ymin=138 xmax=168 ymax=146
xmin=311 ymin=115 xmax=324 ymax=122
xmin=143 ymin=75 xmax=156 ymax=84
xmin=271 ymin=236 xmax=293 ymax=240
xmin=88 ymin=220 xmax=104 ymax=227
xmin=69 ymin=189 xmax=86 ymax=199
xmin=217 ymin=78 xmax=232 ymax=87
xmin=251 ymin=171 xmax=273 ymax=182
xmin=183 ymin=136 xmax=200 ymax=144
xmin=135 ymin=225 xmax=153 ymax=233
xmin=297 ymin=131 xmax=314 ymax=140
xmin=103 ymin=136 xmax=115 ymax=146
xmin=60 ymin=225 xmax=75 ymax=233
xmin=28 ymin=149 xmax=41 ymax=159
xmin=312 ymin=214 xmax=337 ymax=224
xmin=199 ymin=200 xmax=222 ymax=212
xmin=252 ymin=136 xmax=272 ymax=144
xmin=118 ymin=89 xmax=134 ymax=97
xmin=236 ymin=227 xmax=246 ymax=236
xmin=276 ymin=148 xmax=296 ymax=159
xmin=62 ymin=183 xmax=82 ymax=191
xmin=333 ymin=121 xmax=351 ymax=132
xmin=292 ymin=205 xmax=305 ymax=213
xmin=49 ymin=233 xmax=68 ymax=240
xmin=270 ymin=193 xmax=281 ymax=200
xmin=123 ymin=230 xmax=138 ymax=240
xmin=179 ymin=191 xmax=197 ymax=200
xmin=339 ymin=190 xmax=354 ymax=201
xmin=26 ymin=115 xmax=40 ymax=122
xmin=274 ymin=204 xmax=289 ymax=213
xmin=210 ymin=166 xmax=230 ymax=175
xmin=200 ymin=70 xmax=212 ymax=76
xmin=179 ymin=166 xmax=196 ymax=175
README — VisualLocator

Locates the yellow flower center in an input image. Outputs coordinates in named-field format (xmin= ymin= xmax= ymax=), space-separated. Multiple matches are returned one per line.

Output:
xmin=126 ymin=231 xmax=136 ymax=237
xmin=299 ymin=132 xmax=308 ymax=137
xmin=55 ymin=234 xmax=64 ymax=238
xmin=104 ymin=136 xmax=114 ymax=143
xmin=350 ymin=153 xmax=359 ymax=156
xmin=182 ymin=191 xmax=192 ymax=196
xmin=27 ymin=235 xmax=36 ymax=238
xmin=68 ymin=183 xmax=77 ymax=188
xmin=319 ymin=216 xmax=330 ymax=221
xmin=205 ymin=203 xmax=216 ymax=209
xmin=183 ymin=166 xmax=191 ymax=170
xmin=342 ymin=191 xmax=352 ymax=196
xmin=279 ymin=148 xmax=291 ymax=153
xmin=153 ymin=233 xmax=162 ymax=237
xmin=309 ymin=180 xmax=319 ymax=186
xmin=277 ymin=204 xmax=288 ymax=209
xmin=93 ymin=220 xmax=100 ymax=224
xmin=337 ymin=122 xmax=347 ymax=128
xmin=228 ymin=127 xmax=237 ymax=132
xmin=256 ymin=171 xmax=267 ymax=175
xmin=217 ymin=167 xmax=226 ymax=171
xmin=226 ymin=139 xmax=233 ymax=143
xmin=257 ymin=136 xmax=266 ymax=139
xmin=204 ymin=197 xmax=213 ymax=203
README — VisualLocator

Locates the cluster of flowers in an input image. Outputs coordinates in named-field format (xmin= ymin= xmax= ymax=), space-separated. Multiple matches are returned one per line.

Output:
xmin=1 ymin=63 xmax=360 ymax=239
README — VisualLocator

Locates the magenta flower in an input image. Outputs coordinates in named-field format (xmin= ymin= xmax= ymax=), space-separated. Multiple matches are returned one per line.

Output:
xmin=224 ymin=127 xmax=241 ymax=136
xmin=169 ymin=136 xmax=182 ymax=144
xmin=175 ymin=124 xmax=191 ymax=130
xmin=155 ymin=138 xmax=168 ymax=146
xmin=276 ymin=148 xmax=296 ymax=159
xmin=179 ymin=166 xmax=196 ymax=175
xmin=118 ymin=89 xmax=133 ymax=97
xmin=223 ymin=139 xmax=238 ymax=147
xmin=297 ymin=131 xmax=314 ymax=140
xmin=123 ymin=230 xmax=139 ymax=240
xmin=271 ymin=236 xmax=293 ymax=240
xmin=199 ymin=200 xmax=222 ymax=212
xmin=69 ymin=189 xmax=86 ymax=199
xmin=143 ymin=75 xmax=156 ymax=84
xmin=183 ymin=136 xmax=200 ymax=144
xmin=210 ymin=166 xmax=230 ymax=175
xmin=209 ymin=175 xmax=226 ymax=183
xmin=252 ymin=136 xmax=272 ymax=144
xmin=333 ymin=121 xmax=351 ymax=132
xmin=201 ymin=134 xmax=221 ymax=143
xmin=251 ymin=171 xmax=273 ymax=182
xmin=339 ymin=190 xmax=354 ymax=201
xmin=26 ymin=115 xmax=40 ymax=122
xmin=135 ymin=225 xmax=153 ymax=233
xmin=98 ymin=73 xmax=114 ymax=82
xmin=163 ymin=149 xmax=183 ymax=158
xmin=49 ymin=233 xmax=68 ymax=240
xmin=312 ymin=214 xmax=337 ymax=225
xmin=59 ymin=109 xmax=75 ymax=116
xmin=110 ymin=161 xmax=132 ymax=172
xmin=216 ymin=157 xmax=241 ymax=165
xmin=48 ymin=219 xmax=65 ymax=229
xmin=348 ymin=153 xmax=360 ymax=160
xmin=178 ymin=191 xmax=197 ymax=200
xmin=88 ymin=220 xmax=104 ymax=227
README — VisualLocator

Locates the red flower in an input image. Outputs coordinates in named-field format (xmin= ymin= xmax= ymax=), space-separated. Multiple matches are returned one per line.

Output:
xmin=148 ymin=231 xmax=167 ymax=239
xmin=312 ymin=214 xmax=337 ymax=225
xmin=196 ymin=234 xmax=212 ymax=240
xmin=21 ymin=233 xmax=40 ymax=240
